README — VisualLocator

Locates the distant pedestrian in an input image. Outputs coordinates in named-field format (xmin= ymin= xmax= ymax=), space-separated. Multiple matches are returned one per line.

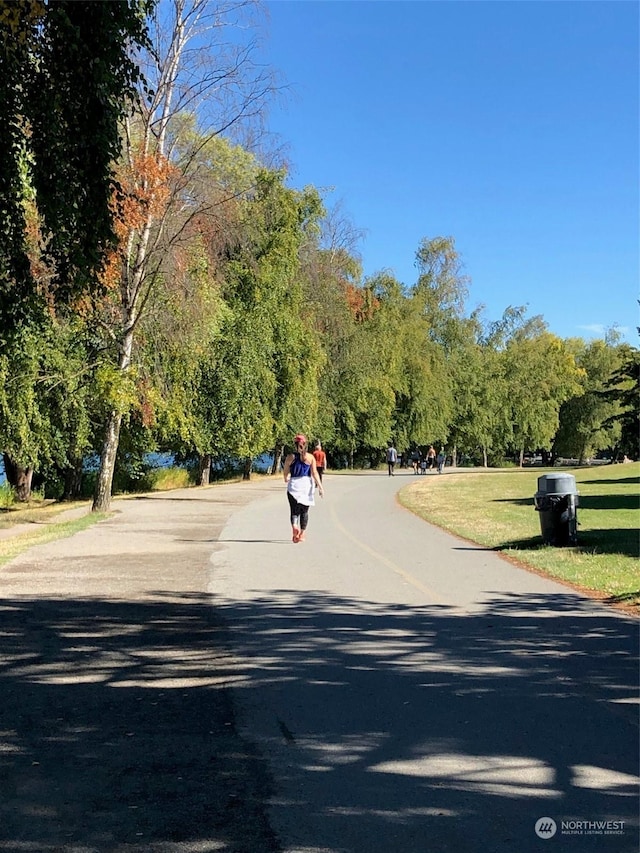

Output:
xmin=420 ymin=457 xmax=427 ymax=475
xmin=426 ymin=445 xmax=436 ymax=471
xmin=386 ymin=443 xmax=398 ymax=476
xmin=411 ymin=449 xmax=421 ymax=474
xmin=312 ymin=441 xmax=327 ymax=482
xmin=283 ymin=434 xmax=323 ymax=543
xmin=437 ymin=448 xmax=446 ymax=474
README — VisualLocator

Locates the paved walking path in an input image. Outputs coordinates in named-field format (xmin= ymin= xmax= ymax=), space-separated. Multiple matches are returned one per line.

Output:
xmin=213 ymin=471 xmax=639 ymax=853
xmin=0 ymin=473 xmax=637 ymax=853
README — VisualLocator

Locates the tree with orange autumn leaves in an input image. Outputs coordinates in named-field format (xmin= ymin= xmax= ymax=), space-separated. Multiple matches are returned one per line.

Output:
xmin=91 ymin=0 xmax=277 ymax=511
xmin=100 ymin=152 xmax=178 ymax=294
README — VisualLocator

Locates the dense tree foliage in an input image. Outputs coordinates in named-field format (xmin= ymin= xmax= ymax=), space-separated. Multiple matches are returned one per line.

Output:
xmin=0 ymin=0 xmax=153 ymax=324
xmin=0 ymin=0 xmax=637 ymax=504
xmin=201 ymin=170 xmax=324 ymax=475
xmin=553 ymin=339 xmax=625 ymax=463
xmin=600 ymin=345 xmax=640 ymax=460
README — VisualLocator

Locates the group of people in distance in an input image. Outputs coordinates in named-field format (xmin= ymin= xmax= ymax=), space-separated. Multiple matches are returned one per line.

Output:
xmin=386 ymin=443 xmax=446 ymax=476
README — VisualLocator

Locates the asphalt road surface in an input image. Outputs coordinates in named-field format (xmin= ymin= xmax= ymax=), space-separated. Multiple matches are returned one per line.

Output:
xmin=211 ymin=471 xmax=639 ymax=853
xmin=0 ymin=471 xmax=637 ymax=853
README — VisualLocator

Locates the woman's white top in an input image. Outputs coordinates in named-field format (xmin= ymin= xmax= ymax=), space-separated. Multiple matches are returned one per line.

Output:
xmin=287 ymin=454 xmax=315 ymax=506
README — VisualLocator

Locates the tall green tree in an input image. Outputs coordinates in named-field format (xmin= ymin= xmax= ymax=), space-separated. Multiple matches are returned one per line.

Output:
xmin=553 ymin=338 xmax=626 ymax=462
xmin=394 ymin=236 xmax=467 ymax=455
xmin=0 ymin=0 xmax=152 ymax=498
xmin=413 ymin=235 xmax=469 ymax=345
xmin=392 ymin=287 xmax=452 ymax=454
xmin=446 ymin=315 xmax=507 ymax=466
xmin=298 ymin=223 xmax=363 ymax=453
xmin=600 ymin=344 xmax=640 ymax=460
xmin=202 ymin=171 xmax=324 ymax=477
xmin=501 ymin=329 xmax=584 ymax=465
xmin=119 ymin=131 xmax=259 ymax=484
xmin=0 ymin=316 xmax=94 ymax=501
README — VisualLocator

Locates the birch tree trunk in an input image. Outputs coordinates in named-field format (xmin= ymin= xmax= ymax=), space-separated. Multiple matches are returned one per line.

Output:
xmin=92 ymin=411 xmax=124 ymax=512
xmin=92 ymin=325 xmax=136 ymax=511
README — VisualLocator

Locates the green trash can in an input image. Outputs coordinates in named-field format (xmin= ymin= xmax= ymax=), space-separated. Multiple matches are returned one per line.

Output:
xmin=534 ymin=473 xmax=579 ymax=546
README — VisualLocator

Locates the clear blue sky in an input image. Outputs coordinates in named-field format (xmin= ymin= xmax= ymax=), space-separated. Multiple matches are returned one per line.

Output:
xmin=259 ymin=0 xmax=639 ymax=344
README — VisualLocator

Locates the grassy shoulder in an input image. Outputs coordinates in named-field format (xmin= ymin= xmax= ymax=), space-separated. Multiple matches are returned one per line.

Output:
xmin=398 ymin=462 xmax=640 ymax=613
xmin=0 ymin=509 xmax=109 ymax=568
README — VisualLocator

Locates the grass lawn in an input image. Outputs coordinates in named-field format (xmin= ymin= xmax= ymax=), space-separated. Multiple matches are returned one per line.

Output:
xmin=0 ymin=499 xmax=88 ymax=529
xmin=398 ymin=462 xmax=640 ymax=613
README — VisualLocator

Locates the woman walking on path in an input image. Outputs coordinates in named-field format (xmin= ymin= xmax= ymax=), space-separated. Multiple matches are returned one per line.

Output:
xmin=283 ymin=434 xmax=323 ymax=542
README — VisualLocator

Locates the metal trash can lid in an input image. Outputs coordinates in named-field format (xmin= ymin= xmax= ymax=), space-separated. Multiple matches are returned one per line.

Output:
xmin=535 ymin=472 xmax=578 ymax=496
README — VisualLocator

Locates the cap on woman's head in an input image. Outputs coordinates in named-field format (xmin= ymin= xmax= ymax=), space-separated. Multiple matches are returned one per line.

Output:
xmin=294 ymin=433 xmax=307 ymax=445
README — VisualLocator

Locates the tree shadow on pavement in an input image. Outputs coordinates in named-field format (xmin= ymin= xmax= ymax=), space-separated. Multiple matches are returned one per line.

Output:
xmin=213 ymin=588 xmax=639 ymax=853
xmin=0 ymin=589 xmax=638 ymax=853
xmin=0 ymin=594 xmax=279 ymax=853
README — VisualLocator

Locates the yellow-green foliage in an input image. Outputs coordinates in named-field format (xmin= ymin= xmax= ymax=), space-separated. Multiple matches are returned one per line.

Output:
xmin=0 ymin=482 xmax=15 ymax=508
xmin=94 ymin=363 xmax=139 ymax=416
xmin=146 ymin=467 xmax=192 ymax=491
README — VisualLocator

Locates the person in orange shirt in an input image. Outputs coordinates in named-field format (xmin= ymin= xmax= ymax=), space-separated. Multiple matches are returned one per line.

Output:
xmin=312 ymin=441 xmax=328 ymax=482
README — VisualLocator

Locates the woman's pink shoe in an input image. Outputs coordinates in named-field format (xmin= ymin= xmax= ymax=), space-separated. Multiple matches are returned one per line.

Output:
xmin=292 ymin=527 xmax=301 ymax=543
